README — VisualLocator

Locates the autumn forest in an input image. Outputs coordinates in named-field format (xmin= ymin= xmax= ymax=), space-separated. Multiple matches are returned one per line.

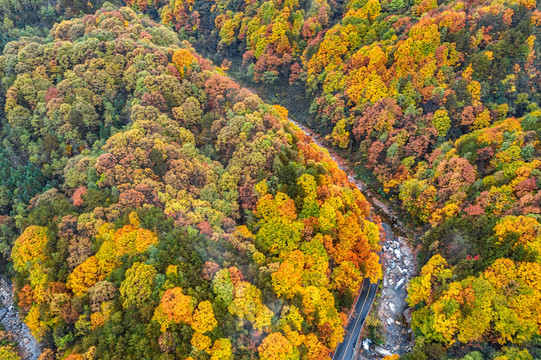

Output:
xmin=0 ymin=0 xmax=539 ymax=359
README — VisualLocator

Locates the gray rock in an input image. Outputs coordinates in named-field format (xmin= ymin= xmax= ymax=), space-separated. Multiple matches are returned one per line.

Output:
xmin=0 ymin=278 xmax=41 ymax=360
xmin=374 ymin=346 xmax=393 ymax=357
xmin=404 ymin=259 xmax=411 ymax=267
xmin=363 ymin=339 xmax=372 ymax=351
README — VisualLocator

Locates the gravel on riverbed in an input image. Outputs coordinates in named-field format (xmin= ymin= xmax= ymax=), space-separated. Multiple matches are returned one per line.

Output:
xmin=0 ymin=277 xmax=41 ymax=360
xmin=288 ymin=119 xmax=417 ymax=358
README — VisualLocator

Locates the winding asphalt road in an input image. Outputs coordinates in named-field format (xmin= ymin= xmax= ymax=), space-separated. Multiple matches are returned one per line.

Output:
xmin=332 ymin=278 xmax=379 ymax=360
xmin=229 ymin=83 xmax=394 ymax=360
xmin=287 ymin=115 xmax=385 ymax=360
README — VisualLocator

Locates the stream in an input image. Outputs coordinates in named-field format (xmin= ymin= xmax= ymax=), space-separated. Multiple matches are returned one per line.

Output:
xmin=0 ymin=277 xmax=41 ymax=359
xmin=289 ymin=119 xmax=416 ymax=358
xmin=0 ymin=84 xmax=416 ymax=360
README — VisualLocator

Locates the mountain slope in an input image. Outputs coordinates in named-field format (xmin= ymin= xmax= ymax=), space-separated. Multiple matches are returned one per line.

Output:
xmin=0 ymin=6 xmax=381 ymax=359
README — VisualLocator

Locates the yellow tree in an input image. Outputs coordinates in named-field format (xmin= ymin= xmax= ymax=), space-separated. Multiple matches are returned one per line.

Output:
xmin=228 ymin=281 xmax=273 ymax=330
xmin=67 ymin=256 xmax=103 ymax=296
xmin=493 ymin=216 xmax=541 ymax=258
xmin=302 ymin=333 xmax=329 ymax=360
xmin=12 ymin=225 xmax=49 ymax=272
xmin=300 ymin=286 xmax=344 ymax=348
xmin=25 ymin=304 xmax=48 ymax=340
xmin=398 ymin=178 xmax=436 ymax=223
xmin=191 ymin=332 xmax=212 ymax=352
xmin=407 ymin=254 xmax=452 ymax=306
xmin=271 ymin=250 xmax=305 ymax=298
xmin=331 ymin=261 xmax=363 ymax=293
xmin=119 ymin=262 xmax=157 ymax=309
xmin=255 ymin=193 xmax=303 ymax=254
xmin=191 ymin=300 xmax=218 ymax=333
xmin=154 ymin=287 xmax=196 ymax=331
xmin=172 ymin=48 xmax=196 ymax=77
xmin=330 ymin=119 xmax=350 ymax=148
xmin=210 ymin=338 xmax=232 ymax=360
xmin=484 ymin=259 xmax=541 ymax=344
xmin=432 ymin=108 xmax=451 ymax=137
xmin=258 ymin=332 xmax=299 ymax=360
xmin=0 ymin=345 xmax=20 ymax=360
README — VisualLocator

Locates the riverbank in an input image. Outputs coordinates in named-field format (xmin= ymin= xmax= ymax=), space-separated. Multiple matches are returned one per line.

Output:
xmin=227 ymin=74 xmax=419 ymax=356
xmin=0 ymin=278 xmax=40 ymax=360
xmin=288 ymin=118 xmax=417 ymax=358
xmin=371 ymin=223 xmax=416 ymax=357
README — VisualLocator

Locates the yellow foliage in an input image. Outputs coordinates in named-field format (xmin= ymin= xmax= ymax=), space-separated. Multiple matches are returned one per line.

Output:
xmin=68 ymin=256 xmax=104 ymax=296
xmin=191 ymin=332 xmax=212 ymax=352
xmin=429 ymin=203 xmax=459 ymax=226
xmin=192 ymin=301 xmax=218 ymax=333
xmin=272 ymin=250 xmax=305 ymax=298
xmin=210 ymin=338 xmax=232 ymax=360
xmin=28 ymin=263 xmax=48 ymax=303
xmin=258 ymin=332 xmax=298 ymax=360
xmin=235 ymin=225 xmax=254 ymax=239
xmin=432 ymin=108 xmax=451 ymax=137
xmin=493 ymin=216 xmax=541 ymax=258
xmin=0 ymin=345 xmax=20 ymax=360
xmin=408 ymin=255 xmax=451 ymax=306
xmin=255 ymin=180 xmax=268 ymax=197
xmin=462 ymin=64 xmax=473 ymax=82
xmin=172 ymin=48 xmax=196 ymax=76
xmin=331 ymin=261 xmax=363 ymax=293
xmin=155 ymin=287 xmax=196 ymax=328
xmin=471 ymin=109 xmax=491 ymax=130
xmin=90 ymin=302 xmax=112 ymax=329
xmin=25 ymin=304 xmax=48 ymax=341
xmin=228 ymin=281 xmax=273 ymax=330
xmin=273 ymin=105 xmax=289 ymax=121
xmin=330 ymin=119 xmax=350 ymax=148
xmin=468 ymin=80 xmax=482 ymax=105
xmin=12 ymin=225 xmax=49 ymax=272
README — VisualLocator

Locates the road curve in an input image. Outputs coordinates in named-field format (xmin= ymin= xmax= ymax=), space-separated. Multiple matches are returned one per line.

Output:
xmin=332 ymin=278 xmax=378 ymax=360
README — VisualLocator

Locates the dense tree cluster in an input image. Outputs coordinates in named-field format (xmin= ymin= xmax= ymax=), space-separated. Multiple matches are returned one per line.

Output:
xmin=127 ymin=0 xmax=336 ymax=84
xmin=0 ymin=0 xmax=539 ymax=356
xmin=1 ymin=6 xmax=381 ymax=359
xmin=124 ymin=0 xmax=540 ymax=219
xmin=121 ymin=0 xmax=541 ymax=357
xmin=0 ymin=0 xmax=125 ymax=51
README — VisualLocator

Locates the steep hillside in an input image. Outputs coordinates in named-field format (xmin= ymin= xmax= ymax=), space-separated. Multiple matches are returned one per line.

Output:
xmin=0 ymin=6 xmax=381 ymax=359
xmin=124 ymin=0 xmax=541 ymax=357
xmin=0 ymin=0 xmax=540 ymax=357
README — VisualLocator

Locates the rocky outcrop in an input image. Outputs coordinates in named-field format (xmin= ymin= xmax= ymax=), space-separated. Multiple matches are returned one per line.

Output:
xmin=0 ymin=278 xmax=41 ymax=360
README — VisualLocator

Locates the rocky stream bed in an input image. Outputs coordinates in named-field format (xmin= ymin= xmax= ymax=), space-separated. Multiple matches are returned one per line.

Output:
xmin=289 ymin=119 xmax=417 ymax=359
xmin=0 ymin=96 xmax=417 ymax=360
xmin=0 ymin=277 xmax=41 ymax=360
